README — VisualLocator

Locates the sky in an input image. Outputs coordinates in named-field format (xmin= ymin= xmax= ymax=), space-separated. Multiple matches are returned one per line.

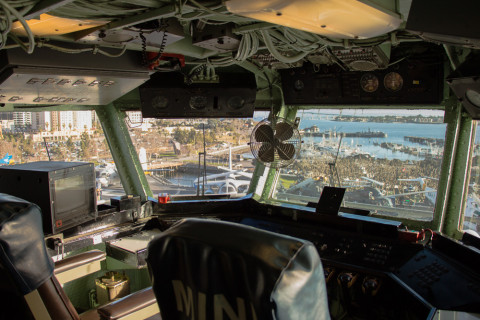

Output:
xmin=254 ymin=109 xmax=444 ymax=119
xmin=296 ymin=109 xmax=444 ymax=117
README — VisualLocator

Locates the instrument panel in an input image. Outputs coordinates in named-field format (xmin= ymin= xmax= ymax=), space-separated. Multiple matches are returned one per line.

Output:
xmin=239 ymin=217 xmax=418 ymax=271
xmin=55 ymin=195 xmax=480 ymax=319
xmin=238 ymin=216 xmax=480 ymax=317
xmin=280 ymin=50 xmax=444 ymax=105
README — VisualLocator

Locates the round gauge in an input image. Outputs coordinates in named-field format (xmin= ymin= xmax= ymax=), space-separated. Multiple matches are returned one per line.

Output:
xmin=152 ymin=96 xmax=168 ymax=110
xmin=189 ymin=96 xmax=208 ymax=110
xmin=227 ymin=96 xmax=245 ymax=110
xmin=294 ymin=79 xmax=305 ymax=91
xmin=384 ymin=72 xmax=403 ymax=92
xmin=360 ymin=74 xmax=379 ymax=93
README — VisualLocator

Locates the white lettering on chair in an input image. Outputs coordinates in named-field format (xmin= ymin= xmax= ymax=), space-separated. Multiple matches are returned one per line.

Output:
xmin=172 ymin=280 xmax=195 ymax=318
xmin=171 ymin=280 xmax=258 ymax=320
xmin=214 ymin=295 xmax=246 ymax=320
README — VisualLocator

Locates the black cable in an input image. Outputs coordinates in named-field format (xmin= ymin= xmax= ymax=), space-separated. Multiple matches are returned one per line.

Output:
xmin=185 ymin=64 xmax=206 ymax=85
xmin=140 ymin=31 xmax=147 ymax=66
xmin=147 ymin=19 xmax=169 ymax=64
xmin=139 ymin=19 xmax=169 ymax=66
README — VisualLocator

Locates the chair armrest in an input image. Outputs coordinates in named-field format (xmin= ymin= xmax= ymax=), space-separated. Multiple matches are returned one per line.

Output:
xmin=55 ymin=250 xmax=106 ymax=284
xmin=97 ymin=287 xmax=160 ymax=320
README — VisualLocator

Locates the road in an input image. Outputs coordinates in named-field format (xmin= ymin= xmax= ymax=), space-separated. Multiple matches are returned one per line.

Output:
xmin=99 ymin=175 xmax=197 ymax=203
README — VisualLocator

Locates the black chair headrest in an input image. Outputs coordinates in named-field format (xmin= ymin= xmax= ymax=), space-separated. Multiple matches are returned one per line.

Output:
xmin=0 ymin=193 xmax=54 ymax=295
xmin=147 ymin=218 xmax=329 ymax=320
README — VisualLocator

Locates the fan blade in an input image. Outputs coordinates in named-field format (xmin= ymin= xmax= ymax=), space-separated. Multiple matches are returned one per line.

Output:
xmin=258 ymin=143 xmax=275 ymax=162
xmin=276 ymin=142 xmax=296 ymax=160
xmin=255 ymin=124 xmax=274 ymax=143
xmin=274 ymin=122 xmax=294 ymax=141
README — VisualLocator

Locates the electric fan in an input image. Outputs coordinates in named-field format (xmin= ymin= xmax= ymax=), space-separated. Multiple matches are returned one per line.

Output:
xmin=249 ymin=118 xmax=302 ymax=168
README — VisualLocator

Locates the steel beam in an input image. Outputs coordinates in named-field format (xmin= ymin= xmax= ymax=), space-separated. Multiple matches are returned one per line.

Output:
xmin=440 ymin=105 xmax=475 ymax=238
xmin=94 ymin=104 xmax=152 ymax=201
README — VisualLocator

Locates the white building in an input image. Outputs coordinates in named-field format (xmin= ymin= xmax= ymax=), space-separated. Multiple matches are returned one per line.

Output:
xmin=53 ymin=111 xmax=94 ymax=132
xmin=0 ymin=113 xmax=14 ymax=132
xmin=74 ymin=111 xmax=93 ymax=131
xmin=43 ymin=111 xmax=51 ymax=131
xmin=9 ymin=111 xmax=94 ymax=133
xmin=126 ymin=111 xmax=154 ymax=131
xmin=59 ymin=111 xmax=74 ymax=131
xmin=13 ymin=112 xmax=32 ymax=128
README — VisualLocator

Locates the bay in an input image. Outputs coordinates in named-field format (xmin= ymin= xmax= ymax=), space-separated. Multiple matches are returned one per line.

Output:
xmin=298 ymin=119 xmax=447 ymax=161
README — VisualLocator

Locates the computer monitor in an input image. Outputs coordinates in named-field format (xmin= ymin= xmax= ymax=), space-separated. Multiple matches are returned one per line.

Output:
xmin=0 ymin=161 xmax=97 ymax=235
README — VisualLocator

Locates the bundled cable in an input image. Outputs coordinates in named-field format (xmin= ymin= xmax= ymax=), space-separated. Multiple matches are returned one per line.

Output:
xmin=7 ymin=38 xmax=127 ymax=57
xmin=50 ymin=0 xmax=167 ymax=20
xmin=260 ymin=29 xmax=308 ymax=64
xmin=0 ymin=0 xmax=36 ymax=53
xmin=37 ymin=41 xmax=127 ymax=57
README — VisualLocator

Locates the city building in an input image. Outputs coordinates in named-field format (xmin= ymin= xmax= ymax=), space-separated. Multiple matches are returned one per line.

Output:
xmin=126 ymin=111 xmax=154 ymax=131
xmin=13 ymin=112 xmax=32 ymax=129
xmin=74 ymin=111 xmax=94 ymax=131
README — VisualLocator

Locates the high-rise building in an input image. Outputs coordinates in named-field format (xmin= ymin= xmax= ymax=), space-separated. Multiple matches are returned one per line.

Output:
xmin=44 ymin=111 xmax=52 ymax=131
xmin=0 ymin=112 xmax=13 ymax=121
xmin=0 ymin=112 xmax=13 ymax=133
xmin=74 ymin=111 xmax=93 ymax=131
xmin=31 ymin=112 xmax=47 ymax=131
xmin=46 ymin=111 xmax=94 ymax=132
xmin=50 ymin=111 xmax=60 ymax=131
xmin=59 ymin=111 xmax=74 ymax=131
xmin=13 ymin=112 xmax=32 ymax=129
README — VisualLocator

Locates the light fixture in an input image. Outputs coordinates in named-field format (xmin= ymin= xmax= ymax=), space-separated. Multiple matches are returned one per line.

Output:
xmin=226 ymin=0 xmax=402 ymax=39
xmin=466 ymin=89 xmax=480 ymax=108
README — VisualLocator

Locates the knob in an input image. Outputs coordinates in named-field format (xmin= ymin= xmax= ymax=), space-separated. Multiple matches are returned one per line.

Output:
xmin=362 ymin=276 xmax=381 ymax=296
xmin=337 ymin=272 xmax=357 ymax=288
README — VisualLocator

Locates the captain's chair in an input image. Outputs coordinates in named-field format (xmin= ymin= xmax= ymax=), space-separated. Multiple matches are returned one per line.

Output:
xmin=0 ymin=193 xmax=160 ymax=320
xmin=146 ymin=218 xmax=330 ymax=320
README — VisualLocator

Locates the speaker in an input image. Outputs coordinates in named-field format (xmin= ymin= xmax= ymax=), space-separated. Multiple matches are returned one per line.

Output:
xmin=447 ymin=54 xmax=480 ymax=119
xmin=140 ymin=72 xmax=256 ymax=118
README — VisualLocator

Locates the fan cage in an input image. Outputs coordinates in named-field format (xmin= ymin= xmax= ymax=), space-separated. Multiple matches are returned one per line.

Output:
xmin=249 ymin=118 xmax=302 ymax=168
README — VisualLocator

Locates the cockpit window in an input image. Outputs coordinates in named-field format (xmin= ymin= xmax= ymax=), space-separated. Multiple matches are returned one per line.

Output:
xmin=464 ymin=121 xmax=480 ymax=236
xmin=271 ymin=109 xmax=446 ymax=221
xmin=125 ymin=112 xmax=257 ymax=199
xmin=0 ymin=110 xmax=122 ymax=202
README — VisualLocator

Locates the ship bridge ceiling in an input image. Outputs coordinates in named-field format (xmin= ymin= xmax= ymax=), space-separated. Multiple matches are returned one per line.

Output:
xmin=0 ymin=0 xmax=478 ymax=112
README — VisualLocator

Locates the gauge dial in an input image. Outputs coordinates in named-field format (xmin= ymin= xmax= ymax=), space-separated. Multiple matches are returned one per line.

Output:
xmin=294 ymin=79 xmax=305 ymax=91
xmin=189 ymin=96 xmax=208 ymax=110
xmin=360 ymin=74 xmax=379 ymax=93
xmin=152 ymin=96 xmax=168 ymax=110
xmin=384 ymin=72 xmax=403 ymax=92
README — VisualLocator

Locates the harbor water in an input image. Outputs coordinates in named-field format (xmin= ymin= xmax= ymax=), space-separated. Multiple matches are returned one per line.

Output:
xmin=299 ymin=119 xmax=448 ymax=161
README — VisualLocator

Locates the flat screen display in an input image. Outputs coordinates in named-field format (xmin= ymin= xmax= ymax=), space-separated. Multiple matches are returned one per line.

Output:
xmin=54 ymin=175 xmax=88 ymax=217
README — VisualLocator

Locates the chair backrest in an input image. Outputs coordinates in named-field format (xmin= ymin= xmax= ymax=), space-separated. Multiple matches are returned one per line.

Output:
xmin=0 ymin=193 xmax=80 ymax=320
xmin=147 ymin=218 xmax=330 ymax=320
